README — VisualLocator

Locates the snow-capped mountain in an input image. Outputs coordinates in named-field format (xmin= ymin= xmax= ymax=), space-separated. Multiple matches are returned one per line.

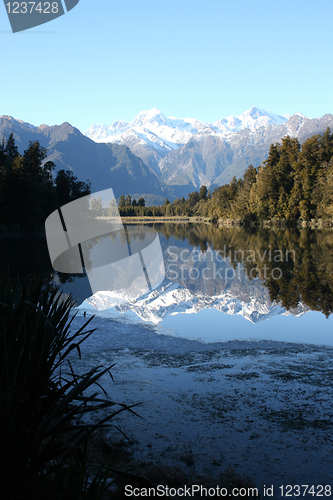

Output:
xmin=211 ymin=107 xmax=291 ymax=136
xmin=85 ymin=106 xmax=289 ymax=149
xmin=2 ymin=108 xmax=332 ymax=203
xmin=84 ymin=107 xmax=333 ymax=197
xmin=85 ymin=107 xmax=217 ymax=167
xmin=0 ymin=115 xmax=177 ymax=201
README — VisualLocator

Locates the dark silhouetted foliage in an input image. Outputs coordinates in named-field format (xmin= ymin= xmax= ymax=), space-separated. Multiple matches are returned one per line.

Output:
xmin=0 ymin=135 xmax=91 ymax=229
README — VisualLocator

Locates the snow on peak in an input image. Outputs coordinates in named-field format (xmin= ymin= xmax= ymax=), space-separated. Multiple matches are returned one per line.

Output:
xmin=245 ymin=106 xmax=270 ymax=119
xmin=132 ymin=108 xmax=166 ymax=126
xmin=84 ymin=107 xmax=298 ymax=150
xmin=112 ymin=119 xmax=128 ymax=129
xmin=84 ymin=108 xmax=208 ymax=148
xmin=211 ymin=106 xmax=289 ymax=135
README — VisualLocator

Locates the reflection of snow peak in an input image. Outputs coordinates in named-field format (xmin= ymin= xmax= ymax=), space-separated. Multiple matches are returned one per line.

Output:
xmin=79 ymin=280 xmax=309 ymax=325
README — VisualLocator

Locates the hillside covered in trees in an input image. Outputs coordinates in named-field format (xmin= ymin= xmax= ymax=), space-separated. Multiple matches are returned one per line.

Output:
xmin=118 ymin=129 xmax=333 ymax=223
xmin=2 ymin=129 xmax=332 ymax=227
xmin=0 ymin=134 xmax=91 ymax=229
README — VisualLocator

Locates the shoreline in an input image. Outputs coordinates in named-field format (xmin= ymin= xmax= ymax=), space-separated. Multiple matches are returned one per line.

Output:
xmin=68 ymin=315 xmax=333 ymax=496
xmin=120 ymin=216 xmax=333 ymax=228
xmin=0 ymin=217 xmax=332 ymax=234
xmin=120 ymin=216 xmax=211 ymax=224
xmin=217 ymin=218 xmax=333 ymax=228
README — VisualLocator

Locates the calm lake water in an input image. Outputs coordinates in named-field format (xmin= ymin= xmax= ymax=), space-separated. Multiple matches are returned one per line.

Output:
xmin=2 ymin=223 xmax=333 ymax=346
xmin=3 ymin=223 xmax=333 ymax=490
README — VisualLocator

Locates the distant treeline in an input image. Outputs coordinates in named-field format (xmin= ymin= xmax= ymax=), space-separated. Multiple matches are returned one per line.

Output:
xmin=119 ymin=128 xmax=333 ymax=223
xmin=2 ymin=128 xmax=332 ymax=227
xmin=0 ymin=134 xmax=91 ymax=229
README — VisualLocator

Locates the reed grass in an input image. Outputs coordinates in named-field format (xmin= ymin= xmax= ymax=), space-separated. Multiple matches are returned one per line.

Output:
xmin=0 ymin=274 xmax=138 ymax=499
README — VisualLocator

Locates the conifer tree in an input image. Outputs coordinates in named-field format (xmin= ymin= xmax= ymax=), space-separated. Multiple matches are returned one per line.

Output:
xmin=118 ymin=195 xmax=126 ymax=208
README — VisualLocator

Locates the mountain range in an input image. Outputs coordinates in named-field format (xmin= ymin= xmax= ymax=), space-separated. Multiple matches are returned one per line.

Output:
xmin=85 ymin=107 xmax=333 ymax=197
xmin=0 ymin=115 xmax=175 ymax=203
xmin=1 ymin=107 xmax=333 ymax=203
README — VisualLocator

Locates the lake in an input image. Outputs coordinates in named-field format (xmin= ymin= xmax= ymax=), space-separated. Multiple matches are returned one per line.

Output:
xmin=53 ymin=223 xmax=333 ymax=345
xmin=3 ymin=223 xmax=333 ymax=343
xmin=2 ymin=223 xmax=333 ymax=492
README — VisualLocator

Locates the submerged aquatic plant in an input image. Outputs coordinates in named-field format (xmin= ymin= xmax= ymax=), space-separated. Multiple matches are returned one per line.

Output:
xmin=0 ymin=274 xmax=138 ymax=499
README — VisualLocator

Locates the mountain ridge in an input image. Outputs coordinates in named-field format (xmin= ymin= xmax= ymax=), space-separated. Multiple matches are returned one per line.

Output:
xmin=84 ymin=107 xmax=333 ymax=197
xmin=85 ymin=106 xmax=291 ymax=144
xmin=0 ymin=115 xmax=177 ymax=202
xmin=2 ymin=108 xmax=333 ymax=203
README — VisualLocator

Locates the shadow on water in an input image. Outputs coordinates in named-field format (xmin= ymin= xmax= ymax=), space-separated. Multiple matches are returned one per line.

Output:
xmin=1 ymin=224 xmax=333 ymax=316
xmin=0 ymin=232 xmax=92 ymax=305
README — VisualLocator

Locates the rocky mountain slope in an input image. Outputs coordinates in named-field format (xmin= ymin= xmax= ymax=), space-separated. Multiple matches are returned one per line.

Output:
xmin=0 ymin=116 xmax=175 ymax=202
xmin=2 ymin=107 xmax=332 ymax=203
xmin=85 ymin=107 xmax=333 ymax=197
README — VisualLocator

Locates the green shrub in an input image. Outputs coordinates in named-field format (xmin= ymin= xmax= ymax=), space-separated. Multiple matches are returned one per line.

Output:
xmin=0 ymin=275 xmax=137 ymax=499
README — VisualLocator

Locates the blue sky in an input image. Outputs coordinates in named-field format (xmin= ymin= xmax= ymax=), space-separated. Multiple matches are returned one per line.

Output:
xmin=1 ymin=0 xmax=332 ymax=132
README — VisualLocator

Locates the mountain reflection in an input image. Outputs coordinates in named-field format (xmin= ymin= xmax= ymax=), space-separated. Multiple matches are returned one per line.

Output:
xmin=150 ymin=224 xmax=333 ymax=318
xmin=1 ymin=224 xmax=333 ymax=319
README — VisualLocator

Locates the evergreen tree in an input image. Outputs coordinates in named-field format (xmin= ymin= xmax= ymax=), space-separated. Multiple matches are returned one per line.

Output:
xmin=0 ymin=135 xmax=91 ymax=228
xmin=55 ymin=170 xmax=90 ymax=207
xmin=118 ymin=195 xmax=126 ymax=208
xmin=0 ymin=137 xmax=7 ymax=168
xmin=231 ymin=165 xmax=258 ymax=220
xmin=199 ymin=185 xmax=208 ymax=201
xmin=4 ymin=133 xmax=19 ymax=166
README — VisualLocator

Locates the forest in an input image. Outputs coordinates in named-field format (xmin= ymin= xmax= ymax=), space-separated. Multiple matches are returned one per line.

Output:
xmin=0 ymin=134 xmax=91 ymax=229
xmin=1 ymin=129 xmax=333 ymax=227
xmin=119 ymin=128 xmax=333 ymax=223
